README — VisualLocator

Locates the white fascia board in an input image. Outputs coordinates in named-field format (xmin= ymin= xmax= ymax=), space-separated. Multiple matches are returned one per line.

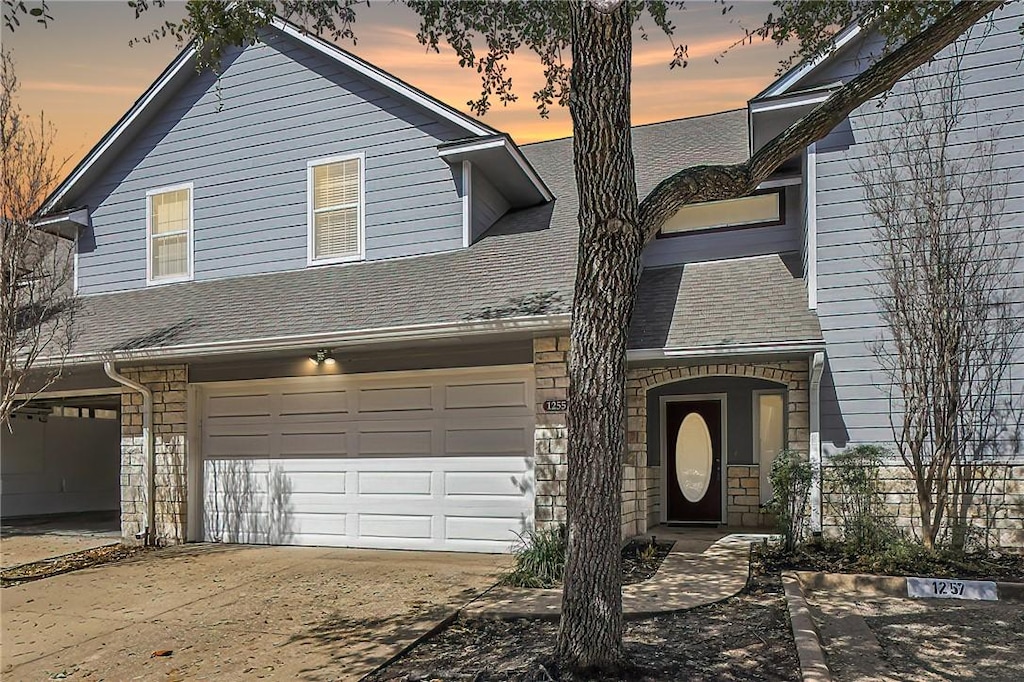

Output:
xmin=12 ymin=387 xmax=122 ymax=401
xmin=273 ymin=19 xmax=494 ymax=138
xmin=39 ymin=44 xmax=199 ymax=216
xmin=439 ymin=137 xmax=553 ymax=203
xmin=757 ymin=175 xmax=802 ymax=190
xmin=750 ymin=91 xmax=832 ymax=114
xmin=438 ymin=138 xmax=507 ymax=156
xmin=627 ymin=339 xmax=826 ymax=362
xmin=805 ymin=143 xmax=818 ymax=310
xmin=33 ymin=208 xmax=89 ymax=228
xmin=754 ymin=24 xmax=863 ymax=101
xmin=50 ymin=314 xmax=572 ymax=366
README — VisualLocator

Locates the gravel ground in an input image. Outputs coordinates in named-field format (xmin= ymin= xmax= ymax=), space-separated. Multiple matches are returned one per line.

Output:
xmin=808 ymin=592 xmax=1024 ymax=682
xmin=367 ymin=571 xmax=799 ymax=681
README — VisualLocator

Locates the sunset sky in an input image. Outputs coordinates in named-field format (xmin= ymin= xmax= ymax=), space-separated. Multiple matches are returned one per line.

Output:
xmin=4 ymin=1 xmax=793 ymax=169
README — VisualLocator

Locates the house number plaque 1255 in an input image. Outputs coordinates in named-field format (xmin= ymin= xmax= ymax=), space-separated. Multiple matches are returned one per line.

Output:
xmin=543 ymin=399 xmax=568 ymax=412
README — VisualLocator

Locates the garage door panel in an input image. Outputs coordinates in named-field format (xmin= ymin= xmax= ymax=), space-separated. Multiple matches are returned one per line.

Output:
xmin=358 ymin=386 xmax=433 ymax=413
xmin=358 ymin=513 xmax=433 ymax=539
xmin=287 ymin=512 xmax=349 ymax=535
xmin=357 ymin=470 xmax=433 ymax=495
xmin=444 ymin=470 xmax=530 ymax=497
xmin=279 ymin=429 xmax=348 ymax=457
xmin=277 ymin=470 xmax=347 ymax=494
xmin=357 ymin=429 xmax=433 ymax=456
xmin=205 ymin=393 xmax=271 ymax=418
xmin=201 ymin=367 xmax=534 ymax=552
xmin=445 ymin=426 xmax=530 ymax=455
xmin=445 ymin=516 xmax=526 ymax=542
xmin=279 ymin=390 xmax=349 ymax=418
xmin=444 ymin=381 xmax=529 ymax=409
xmin=204 ymin=434 xmax=271 ymax=458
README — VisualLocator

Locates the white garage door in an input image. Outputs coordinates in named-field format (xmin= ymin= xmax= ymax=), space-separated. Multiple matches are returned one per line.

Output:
xmin=198 ymin=365 xmax=535 ymax=553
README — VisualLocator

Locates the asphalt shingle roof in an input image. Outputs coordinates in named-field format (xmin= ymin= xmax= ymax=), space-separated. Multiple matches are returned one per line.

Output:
xmin=629 ymin=254 xmax=823 ymax=349
xmin=68 ymin=108 xmax=818 ymax=358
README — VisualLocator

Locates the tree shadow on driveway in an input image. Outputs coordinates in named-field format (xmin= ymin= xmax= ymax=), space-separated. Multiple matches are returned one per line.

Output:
xmin=286 ymin=587 xmax=484 ymax=680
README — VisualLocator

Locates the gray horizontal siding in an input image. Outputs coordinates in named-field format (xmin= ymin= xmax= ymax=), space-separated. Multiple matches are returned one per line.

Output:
xmin=642 ymin=185 xmax=802 ymax=268
xmin=816 ymin=4 xmax=1024 ymax=456
xmin=76 ymin=28 xmax=468 ymax=294
xmin=471 ymin=165 xmax=511 ymax=242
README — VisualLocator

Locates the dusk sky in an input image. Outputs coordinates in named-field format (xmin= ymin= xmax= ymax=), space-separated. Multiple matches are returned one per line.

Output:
xmin=4 ymin=1 xmax=792 ymax=170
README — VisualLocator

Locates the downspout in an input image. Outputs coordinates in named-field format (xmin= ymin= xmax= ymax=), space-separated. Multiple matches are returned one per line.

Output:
xmin=809 ymin=351 xmax=825 ymax=535
xmin=104 ymin=361 xmax=156 ymax=546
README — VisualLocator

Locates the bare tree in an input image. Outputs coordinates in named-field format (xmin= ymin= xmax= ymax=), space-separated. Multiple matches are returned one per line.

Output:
xmin=858 ymin=54 xmax=1023 ymax=551
xmin=0 ymin=49 xmax=76 ymax=426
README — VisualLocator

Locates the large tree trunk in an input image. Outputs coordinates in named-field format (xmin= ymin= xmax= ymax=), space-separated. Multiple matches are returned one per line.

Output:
xmin=556 ymin=1 xmax=642 ymax=673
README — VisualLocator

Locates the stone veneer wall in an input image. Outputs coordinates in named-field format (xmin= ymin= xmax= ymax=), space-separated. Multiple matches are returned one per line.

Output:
xmin=532 ymin=335 xmax=646 ymax=541
xmin=628 ymin=360 xmax=810 ymax=532
xmin=119 ymin=364 xmax=189 ymax=545
xmin=822 ymin=462 xmax=1024 ymax=549
xmin=534 ymin=337 xmax=569 ymax=529
xmin=726 ymin=465 xmax=773 ymax=528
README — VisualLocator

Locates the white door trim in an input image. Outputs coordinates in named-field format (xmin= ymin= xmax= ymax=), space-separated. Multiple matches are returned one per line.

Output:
xmin=660 ymin=393 xmax=728 ymax=525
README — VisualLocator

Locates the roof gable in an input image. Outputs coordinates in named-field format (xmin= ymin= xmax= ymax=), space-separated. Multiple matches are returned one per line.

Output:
xmin=39 ymin=16 xmax=497 ymax=216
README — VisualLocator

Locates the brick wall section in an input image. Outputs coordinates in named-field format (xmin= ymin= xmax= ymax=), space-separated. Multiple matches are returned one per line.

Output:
xmin=119 ymin=364 xmax=188 ymax=545
xmin=822 ymin=463 xmax=1024 ymax=549
xmin=534 ymin=337 xmax=569 ymax=529
xmin=628 ymin=360 xmax=809 ymax=531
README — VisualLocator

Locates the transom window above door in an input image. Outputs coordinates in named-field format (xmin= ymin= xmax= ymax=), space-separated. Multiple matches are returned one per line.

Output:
xmin=308 ymin=154 xmax=365 ymax=264
xmin=146 ymin=183 xmax=193 ymax=285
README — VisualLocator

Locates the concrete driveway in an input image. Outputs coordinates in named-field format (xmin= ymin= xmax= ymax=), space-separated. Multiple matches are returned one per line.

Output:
xmin=1 ymin=512 xmax=121 ymax=569
xmin=2 ymin=544 xmax=510 ymax=681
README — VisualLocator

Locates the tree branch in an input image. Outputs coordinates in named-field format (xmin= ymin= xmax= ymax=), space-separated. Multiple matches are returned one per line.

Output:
xmin=637 ymin=0 xmax=1004 ymax=240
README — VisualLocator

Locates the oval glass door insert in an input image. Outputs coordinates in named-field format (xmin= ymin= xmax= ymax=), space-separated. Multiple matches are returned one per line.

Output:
xmin=675 ymin=412 xmax=713 ymax=503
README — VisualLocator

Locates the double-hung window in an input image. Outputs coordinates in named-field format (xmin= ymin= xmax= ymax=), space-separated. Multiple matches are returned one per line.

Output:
xmin=146 ymin=183 xmax=193 ymax=284
xmin=308 ymin=154 xmax=364 ymax=264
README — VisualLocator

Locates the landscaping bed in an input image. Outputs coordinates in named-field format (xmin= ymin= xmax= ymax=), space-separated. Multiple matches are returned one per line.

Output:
xmin=755 ymin=537 xmax=1024 ymax=583
xmin=621 ymin=538 xmax=673 ymax=585
xmin=368 ymin=566 xmax=798 ymax=681
xmin=806 ymin=583 xmax=1024 ymax=682
xmin=1 ymin=544 xmax=150 ymax=587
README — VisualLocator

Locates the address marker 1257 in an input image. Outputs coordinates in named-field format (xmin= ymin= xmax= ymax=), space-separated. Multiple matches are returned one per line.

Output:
xmin=906 ymin=576 xmax=998 ymax=601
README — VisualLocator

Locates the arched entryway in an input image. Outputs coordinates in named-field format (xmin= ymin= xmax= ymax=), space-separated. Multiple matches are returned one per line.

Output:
xmin=624 ymin=360 xmax=810 ymax=534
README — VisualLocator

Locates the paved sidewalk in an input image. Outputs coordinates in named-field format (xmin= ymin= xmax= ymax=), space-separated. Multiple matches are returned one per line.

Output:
xmin=464 ymin=532 xmax=767 ymax=620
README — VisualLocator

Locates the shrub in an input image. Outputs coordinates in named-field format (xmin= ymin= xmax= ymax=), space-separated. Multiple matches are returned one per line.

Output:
xmin=767 ymin=449 xmax=812 ymax=553
xmin=825 ymin=444 xmax=896 ymax=551
xmin=502 ymin=524 xmax=567 ymax=588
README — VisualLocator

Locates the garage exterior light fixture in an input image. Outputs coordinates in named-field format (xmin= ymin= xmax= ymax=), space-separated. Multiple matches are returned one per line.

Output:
xmin=310 ymin=348 xmax=336 ymax=365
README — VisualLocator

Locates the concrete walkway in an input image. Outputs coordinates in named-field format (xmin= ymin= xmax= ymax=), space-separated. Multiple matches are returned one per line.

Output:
xmin=465 ymin=530 xmax=768 ymax=620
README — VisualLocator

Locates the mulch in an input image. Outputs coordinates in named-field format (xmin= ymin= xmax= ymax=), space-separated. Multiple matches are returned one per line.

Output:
xmin=1 ymin=544 xmax=151 ymax=587
xmin=755 ymin=539 xmax=1024 ymax=583
xmin=620 ymin=539 xmax=673 ymax=586
xmin=367 ymin=568 xmax=798 ymax=681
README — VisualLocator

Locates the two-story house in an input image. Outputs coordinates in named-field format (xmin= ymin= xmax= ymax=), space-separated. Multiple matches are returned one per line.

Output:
xmin=4 ymin=3 xmax=1021 ymax=550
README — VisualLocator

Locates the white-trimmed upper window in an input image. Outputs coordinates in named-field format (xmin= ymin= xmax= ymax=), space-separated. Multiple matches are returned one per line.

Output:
xmin=146 ymin=183 xmax=193 ymax=284
xmin=308 ymin=154 xmax=364 ymax=264
xmin=660 ymin=191 xmax=783 ymax=235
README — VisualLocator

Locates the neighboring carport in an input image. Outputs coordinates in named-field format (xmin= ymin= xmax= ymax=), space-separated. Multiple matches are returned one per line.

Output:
xmin=1 ymin=392 xmax=122 ymax=565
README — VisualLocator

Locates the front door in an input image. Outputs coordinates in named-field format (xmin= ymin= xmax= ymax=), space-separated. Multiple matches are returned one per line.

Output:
xmin=665 ymin=399 xmax=723 ymax=524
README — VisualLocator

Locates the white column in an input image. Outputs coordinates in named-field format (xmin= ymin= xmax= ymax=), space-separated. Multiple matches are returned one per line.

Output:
xmin=809 ymin=351 xmax=825 ymax=533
